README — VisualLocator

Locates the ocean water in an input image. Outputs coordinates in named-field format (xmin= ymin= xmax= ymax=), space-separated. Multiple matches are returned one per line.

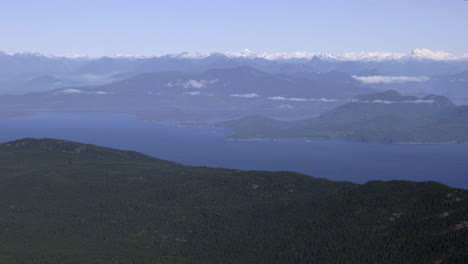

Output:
xmin=1 ymin=112 xmax=468 ymax=188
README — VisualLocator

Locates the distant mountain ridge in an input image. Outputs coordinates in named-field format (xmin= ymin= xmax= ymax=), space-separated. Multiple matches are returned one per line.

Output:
xmin=1 ymin=49 xmax=467 ymax=102
xmin=2 ymin=48 xmax=466 ymax=62
xmin=219 ymin=90 xmax=468 ymax=143
xmin=0 ymin=66 xmax=371 ymax=120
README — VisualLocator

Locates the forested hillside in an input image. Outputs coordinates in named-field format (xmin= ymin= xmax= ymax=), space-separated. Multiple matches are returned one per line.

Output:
xmin=0 ymin=138 xmax=467 ymax=263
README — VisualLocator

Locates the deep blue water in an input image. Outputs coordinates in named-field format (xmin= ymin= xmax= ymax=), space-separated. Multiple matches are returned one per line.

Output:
xmin=1 ymin=113 xmax=468 ymax=188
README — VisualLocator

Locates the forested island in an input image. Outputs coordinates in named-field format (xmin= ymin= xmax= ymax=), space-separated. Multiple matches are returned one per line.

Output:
xmin=219 ymin=90 xmax=468 ymax=143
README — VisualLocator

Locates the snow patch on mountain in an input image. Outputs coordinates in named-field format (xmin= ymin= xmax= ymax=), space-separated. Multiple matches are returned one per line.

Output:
xmin=173 ymin=52 xmax=209 ymax=59
xmin=224 ymin=49 xmax=258 ymax=59
xmin=408 ymin=49 xmax=457 ymax=61
xmin=224 ymin=49 xmax=466 ymax=62
xmin=341 ymin=51 xmax=406 ymax=61
xmin=2 ymin=49 xmax=466 ymax=62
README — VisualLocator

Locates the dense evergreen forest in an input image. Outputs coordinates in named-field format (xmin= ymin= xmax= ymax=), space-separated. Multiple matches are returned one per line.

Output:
xmin=0 ymin=138 xmax=467 ymax=263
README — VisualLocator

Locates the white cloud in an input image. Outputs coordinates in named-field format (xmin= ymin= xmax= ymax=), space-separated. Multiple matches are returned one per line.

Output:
xmin=59 ymin=89 xmax=82 ymax=94
xmin=289 ymin=98 xmax=308 ymax=102
xmin=168 ymin=79 xmax=218 ymax=89
xmin=268 ymin=96 xmax=310 ymax=102
xmin=412 ymin=100 xmax=435 ymax=104
xmin=279 ymin=104 xmax=294 ymax=109
xmin=184 ymin=91 xmax=201 ymax=96
xmin=266 ymin=96 xmax=435 ymax=104
xmin=352 ymin=75 xmax=430 ymax=84
xmin=370 ymin=100 xmax=393 ymax=104
xmin=230 ymin=93 xmax=258 ymax=98
xmin=187 ymin=80 xmax=205 ymax=89
xmin=55 ymin=89 xmax=110 ymax=95
xmin=310 ymin=98 xmax=340 ymax=102
xmin=351 ymin=99 xmax=435 ymax=104
xmin=268 ymin=96 xmax=287 ymax=101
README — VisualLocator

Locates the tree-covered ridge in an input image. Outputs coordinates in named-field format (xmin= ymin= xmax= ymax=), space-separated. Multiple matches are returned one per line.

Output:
xmin=0 ymin=138 xmax=467 ymax=263
xmin=219 ymin=90 xmax=468 ymax=143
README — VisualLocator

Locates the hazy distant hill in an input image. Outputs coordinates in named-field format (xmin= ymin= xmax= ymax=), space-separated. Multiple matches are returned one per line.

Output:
xmin=0 ymin=67 xmax=372 ymax=120
xmin=358 ymin=71 xmax=468 ymax=104
xmin=0 ymin=52 xmax=85 ymax=76
xmin=1 ymin=50 xmax=467 ymax=98
xmin=0 ymin=138 xmax=467 ymax=263
xmin=75 ymin=56 xmax=138 ymax=75
xmin=20 ymin=75 xmax=65 ymax=91
xmin=219 ymin=90 xmax=468 ymax=143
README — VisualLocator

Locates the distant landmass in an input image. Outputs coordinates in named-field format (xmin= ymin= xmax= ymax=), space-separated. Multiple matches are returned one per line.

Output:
xmin=360 ymin=71 xmax=468 ymax=104
xmin=1 ymin=50 xmax=467 ymax=104
xmin=0 ymin=138 xmax=467 ymax=263
xmin=219 ymin=90 xmax=468 ymax=143
xmin=0 ymin=66 xmax=372 ymax=120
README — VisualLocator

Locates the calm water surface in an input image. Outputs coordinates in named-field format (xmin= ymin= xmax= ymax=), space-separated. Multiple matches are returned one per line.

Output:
xmin=1 ymin=113 xmax=467 ymax=188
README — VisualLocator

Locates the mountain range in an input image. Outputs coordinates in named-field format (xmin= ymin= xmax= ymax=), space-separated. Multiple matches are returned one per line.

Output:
xmin=0 ymin=67 xmax=372 ymax=120
xmin=1 ymin=49 xmax=467 ymax=120
xmin=219 ymin=90 xmax=468 ymax=143
xmin=1 ymin=49 xmax=467 ymax=94
xmin=0 ymin=137 xmax=467 ymax=263
xmin=361 ymin=71 xmax=468 ymax=103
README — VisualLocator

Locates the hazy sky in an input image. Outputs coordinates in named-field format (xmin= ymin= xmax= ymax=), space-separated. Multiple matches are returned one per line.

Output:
xmin=1 ymin=0 xmax=467 ymax=56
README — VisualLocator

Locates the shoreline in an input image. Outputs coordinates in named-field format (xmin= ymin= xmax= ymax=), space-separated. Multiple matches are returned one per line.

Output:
xmin=226 ymin=136 xmax=467 ymax=145
xmin=2 ymin=113 xmax=466 ymax=145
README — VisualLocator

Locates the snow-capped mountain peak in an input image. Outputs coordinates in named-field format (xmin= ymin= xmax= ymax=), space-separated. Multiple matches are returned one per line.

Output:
xmin=408 ymin=49 xmax=458 ymax=61
xmin=224 ymin=49 xmax=468 ymax=61
xmin=172 ymin=52 xmax=209 ymax=59
xmin=0 ymin=49 xmax=466 ymax=62
xmin=340 ymin=51 xmax=406 ymax=61
xmin=223 ymin=49 xmax=465 ymax=62
xmin=225 ymin=49 xmax=259 ymax=59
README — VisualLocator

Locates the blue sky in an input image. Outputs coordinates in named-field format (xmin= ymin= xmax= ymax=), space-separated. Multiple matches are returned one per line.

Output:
xmin=1 ymin=0 xmax=467 ymax=56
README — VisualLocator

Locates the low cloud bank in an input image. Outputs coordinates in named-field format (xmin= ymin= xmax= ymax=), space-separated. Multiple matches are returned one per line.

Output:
xmin=351 ymin=99 xmax=435 ymax=104
xmin=231 ymin=93 xmax=259 ymax=98
xmin=184 ymin=91 xmax=201 ymax=96
xmin=168 ymin=79 xmax=218 ymax=89
xmin=57 ymin=89 xmax=109 ymax=95
xmin=268 ymin=96 xmax=308 ymax=102
xmin=267 ymin=96 xmax=436 ymax=104
xmin=353 ymin=75 xmax=430 ymax=84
